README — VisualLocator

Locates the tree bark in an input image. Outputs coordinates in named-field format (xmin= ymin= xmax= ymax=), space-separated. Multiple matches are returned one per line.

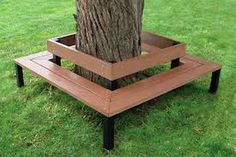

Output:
xmin=75 ymin=0 xmax=144 ymax=88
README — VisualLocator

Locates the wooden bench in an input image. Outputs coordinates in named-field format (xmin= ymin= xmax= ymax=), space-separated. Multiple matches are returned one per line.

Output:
xmin=14 ymin=32 xmax=221 ymax=150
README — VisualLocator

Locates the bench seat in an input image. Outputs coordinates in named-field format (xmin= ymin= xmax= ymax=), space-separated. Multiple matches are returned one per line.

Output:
xmin=15 ymin=51 xmax=221 ymax=117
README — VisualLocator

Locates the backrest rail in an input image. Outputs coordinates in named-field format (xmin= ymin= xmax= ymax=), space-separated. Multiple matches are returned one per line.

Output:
xmin=48 ymin=32 xmax=186 ymax=81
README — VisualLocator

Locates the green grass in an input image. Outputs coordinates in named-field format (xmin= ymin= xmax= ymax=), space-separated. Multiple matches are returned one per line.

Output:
xmin=1 ymin=0 xmax=236 ymax=156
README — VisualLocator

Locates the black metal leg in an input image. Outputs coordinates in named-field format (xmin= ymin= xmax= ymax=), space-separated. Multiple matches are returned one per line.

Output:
xmin=15 ymin=64 xmax=24 ymax=87
xmin=103 ymin=62 xmax=117 ymax=150
xmin=51 ymin=55 xmax=61 ymax=66
xmin=107 ymin=79 xmax=117 ymax=91
xmin=209 ymin=69 xmax=221 ymax=93
xmin=103 ymin=80 xmax=116 ymax=150
xmin=171 ymin=58 xmax=180 ymax=69
xmin=103 ymin=116 xmax=115 ymax=150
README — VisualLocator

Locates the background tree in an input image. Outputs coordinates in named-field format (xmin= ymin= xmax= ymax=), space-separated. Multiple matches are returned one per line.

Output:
xmin=75 ymin=0 xmax=145 ymax=87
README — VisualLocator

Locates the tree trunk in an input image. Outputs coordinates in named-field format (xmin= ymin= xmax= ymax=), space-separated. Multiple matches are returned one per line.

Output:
xmin=75 ymin=0 xmax=145 ymax=88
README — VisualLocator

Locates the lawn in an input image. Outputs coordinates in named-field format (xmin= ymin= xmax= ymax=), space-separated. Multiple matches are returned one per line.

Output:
xmin=0 ymin=0 xmax=236 ymax=156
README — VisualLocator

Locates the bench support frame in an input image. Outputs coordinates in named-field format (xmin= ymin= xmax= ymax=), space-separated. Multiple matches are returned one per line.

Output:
xmin=15 ymin=64 xmax=24 ymax=88
xmin=171 ymin=58 xmax=180 ymax=69
xmin=209 ymin=69 xmax=221 ymax=93
xmin=103 ymin=72 xmax=117 ymax=150
xmin=51 ymin=55 xmax=61 ymax=66
xmin=103 ymin=116 xmax=115 ymax=150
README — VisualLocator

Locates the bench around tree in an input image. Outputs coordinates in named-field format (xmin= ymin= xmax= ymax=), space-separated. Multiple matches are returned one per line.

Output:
xmin=14 ymin=32 xmax=221 ymax=150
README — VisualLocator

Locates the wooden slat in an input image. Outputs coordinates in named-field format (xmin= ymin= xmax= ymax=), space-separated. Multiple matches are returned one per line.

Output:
xmin=50 ymin=32 xmax=182 ymax=50
xmin=112 ymin=62 xmax=200 ymax=99
xmin=48 ymin=40 xmax=113 ymax=79
xmin=15 ymin=51 xmax=221 ymax=117
xmin=15 ymin=51 xmax=49 ymax=62
xmin=57 ymin=33 xmax=76 ymax=46
xmin=109 ymin=60 xmax=219 ymax=116
xmin=184 ymin=55 xmax=222 ymax=70
xmin=141 ymin=43 xmax=161 ymax=53
xmin=32 ymin=53 xmax=112 ymax=101
xmin=15 ymin=56 xmax=110 ymax=116
xmin=142 ymin=32 xmax=181 ymax=48
xmin=48 ymin=32 xmax=186 ymax=81
xmin=112 ymin=44 xmax=186 ymax=80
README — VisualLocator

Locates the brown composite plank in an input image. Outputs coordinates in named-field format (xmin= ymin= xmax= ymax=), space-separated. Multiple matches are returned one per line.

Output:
xmin=111 ymin=43 xmax=186 ymax=80
xmin=109 ymin=59 xmax=219 ymax=116
xmin=141 ymin=43 xmax=161 ymax=53
xmin=15 ymin=51 xmax=221 ymax=117
xmin=142 ymin=32 xmax=181 ymax=48
xmin=47 ymin=40 xmax=113 ymax=80
xmin=48 ymin=34 xmax=186 ymax=81
xmin=32 ymin=53 xmax=112 ymax=101
xmin=111 ymin=61 xmax=200 ymax=100
xmin=15 ymin=51 xmax=49 ymax=61
xmin=184 ymin=55 xmax=221 ymax=70
xmin=57 ymin=33 xmax=76 ymax=46
xmin=15 ymin=57 xmax=110 ymax=116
